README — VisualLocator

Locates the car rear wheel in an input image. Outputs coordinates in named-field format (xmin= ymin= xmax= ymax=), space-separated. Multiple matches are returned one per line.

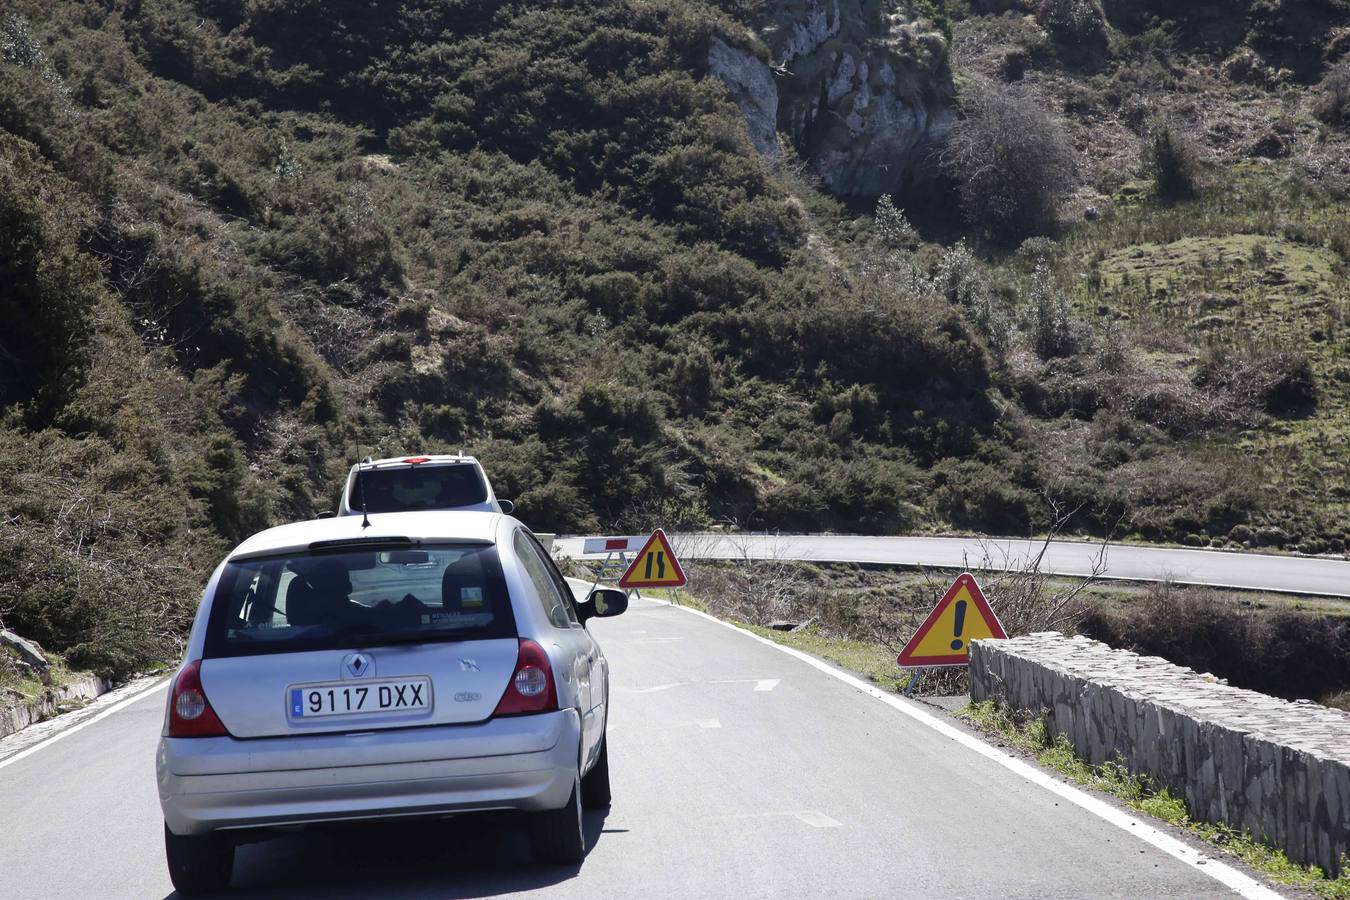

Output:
xmin=529 ymin=779 xmax=585 ymax=865
xmin=164 ymin=823 xmax=233 ymax=895
xmin=581 ymin=734 xmax=611 ymax=809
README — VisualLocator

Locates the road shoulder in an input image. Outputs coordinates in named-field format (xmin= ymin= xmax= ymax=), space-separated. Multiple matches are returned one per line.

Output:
xmin=0 ymin=673 xmax=169 ymax=768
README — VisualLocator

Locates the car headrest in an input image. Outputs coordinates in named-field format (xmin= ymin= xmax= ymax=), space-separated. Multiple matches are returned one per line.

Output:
xmin=441 ymin=553 xmax=486 ymax=614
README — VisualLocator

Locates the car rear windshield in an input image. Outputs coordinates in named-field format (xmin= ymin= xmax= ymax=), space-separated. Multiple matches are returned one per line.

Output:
xmin=349 ymin=464 xmax=487 ymax=513
xmin=203 ymin=544 xmax=515 ymax=658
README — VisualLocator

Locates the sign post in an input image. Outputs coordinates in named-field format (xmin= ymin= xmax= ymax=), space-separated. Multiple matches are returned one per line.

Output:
xmin=582 ymin=536 xmax=649 ymax=597
xmin=897 ymin=573 xmax=1006 ymax=679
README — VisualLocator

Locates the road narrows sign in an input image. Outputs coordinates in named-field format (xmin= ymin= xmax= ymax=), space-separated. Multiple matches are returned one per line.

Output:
xmin=618 ymin=529 xmax=687 ymax=589
xmin=897 ymin=572 xmax=1006 ymax=667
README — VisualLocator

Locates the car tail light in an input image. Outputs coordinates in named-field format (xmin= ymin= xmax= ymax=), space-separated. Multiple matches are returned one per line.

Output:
xmin=402 ymin=456 xmax=430 ymax=464
xmin=492 ymin=639 xmax=558 ymax=717
xmin=168 ymin=660 xmax=229 ymax=738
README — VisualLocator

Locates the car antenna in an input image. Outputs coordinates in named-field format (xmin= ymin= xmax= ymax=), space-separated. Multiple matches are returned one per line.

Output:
xmin=358 ymin=450 xmax=372 ymax=530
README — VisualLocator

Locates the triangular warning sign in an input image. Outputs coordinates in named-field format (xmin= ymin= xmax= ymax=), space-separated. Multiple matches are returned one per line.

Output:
xmin=618 ymin=529 xmax=687 ymax=589
xmin=897 ymin=572 xmax=1006 ymax=668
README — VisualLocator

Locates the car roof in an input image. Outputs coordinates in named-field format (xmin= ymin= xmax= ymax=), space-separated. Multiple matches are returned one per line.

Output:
xmin=353 ymin=455 xmax=481 ymax=469
xmin=228 ymin=511 xmax=506 ymax=561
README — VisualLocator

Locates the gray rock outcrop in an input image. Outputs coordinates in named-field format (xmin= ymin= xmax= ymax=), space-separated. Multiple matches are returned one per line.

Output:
xmin=0 ymin=629 xmax=50 ymax=679
xmin=708 ymin=37 xmax=781 ymax=156
xmin=706 ymin=1 xmax=955 ymax=197
xmin=970 ymin=632 xmax=1350 ymax=877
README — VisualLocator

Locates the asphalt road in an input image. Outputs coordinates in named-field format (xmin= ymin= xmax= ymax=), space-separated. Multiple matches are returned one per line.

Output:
xmin=555 ymin=533 xmax=1350 ymax=598
xmin=0 ymin=597 xmax=1283 ymax=899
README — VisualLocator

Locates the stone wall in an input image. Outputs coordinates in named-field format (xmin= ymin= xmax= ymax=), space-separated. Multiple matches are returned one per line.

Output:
xmin=969 ymin=632 xmax=1350 ymax=876
xmin=0 ymin=674 xmax=108 ymax=741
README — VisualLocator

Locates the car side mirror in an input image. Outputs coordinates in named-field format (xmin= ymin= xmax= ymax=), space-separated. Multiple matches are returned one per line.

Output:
xmin=578 ymin=587 xmax=629 ymax=623
xmin=498 ymin=499 xmax=515 ymax=514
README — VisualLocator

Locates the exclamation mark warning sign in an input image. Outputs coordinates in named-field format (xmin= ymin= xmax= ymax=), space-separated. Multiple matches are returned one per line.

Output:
xmin=897 ymin=573 xmax=1008 ymax=667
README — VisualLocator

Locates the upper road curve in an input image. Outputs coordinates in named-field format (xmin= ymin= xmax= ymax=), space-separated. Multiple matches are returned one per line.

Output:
xmin=555 ymin=533 xmax=1350 ymax=598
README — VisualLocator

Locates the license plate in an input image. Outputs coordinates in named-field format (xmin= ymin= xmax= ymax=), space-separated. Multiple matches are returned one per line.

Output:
xmin=288 ymin=677 xmax=432 ymax=719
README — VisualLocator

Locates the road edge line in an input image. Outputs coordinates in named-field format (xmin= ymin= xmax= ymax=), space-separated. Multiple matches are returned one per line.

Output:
xmin=650 ymin=597 xmax=1285 ymax=900
xmin=0 ymin=677 xmax=170 ymax=771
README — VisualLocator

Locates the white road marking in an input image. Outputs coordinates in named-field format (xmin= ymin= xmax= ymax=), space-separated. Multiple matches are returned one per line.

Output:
xmin=635 ymin=683 xmax=685 ymax=693
xmin=638 ymin=679 xmax=780 ymax=693
xmin=697 ymin=719 xmax=722 ymax=729
xmin=0 ymin=677 xmax=170 ymax=771
xmin=653 ymin=598 xmax=1286 ymax=900
xmin=794 ymin=811 xmax=843 ymax=828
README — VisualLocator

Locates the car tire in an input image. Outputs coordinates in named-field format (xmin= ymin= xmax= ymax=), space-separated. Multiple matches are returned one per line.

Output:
xmin=164 ymin=823 xmax=234 ymax=895
xmin=529 ymin=778 xmax=585 ymax=865
xmin=581 ymin=734 xmax=611 ymax=809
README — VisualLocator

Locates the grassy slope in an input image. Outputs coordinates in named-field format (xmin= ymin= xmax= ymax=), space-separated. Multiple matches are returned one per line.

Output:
xmin=1082 ymin=171 xmax=1350 ymax=544
xmin=0 ymin=0 xmax=1346 ymax=675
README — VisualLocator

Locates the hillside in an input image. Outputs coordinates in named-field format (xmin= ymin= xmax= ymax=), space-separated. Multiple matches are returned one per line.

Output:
xmin=0 ymin=0 xmax=1347 ymax=679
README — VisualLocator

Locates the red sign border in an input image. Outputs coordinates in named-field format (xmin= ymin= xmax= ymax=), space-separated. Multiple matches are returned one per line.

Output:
xmin=896 ymin=572 xmax=1006 ymax=667
xmin=618 ymin=528 xmax=687 ymax=589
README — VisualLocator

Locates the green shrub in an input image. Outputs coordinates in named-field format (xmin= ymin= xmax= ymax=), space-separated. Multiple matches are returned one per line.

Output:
xmin=1027 ymin=261 xmax=1084 ymax=358
xmin=874 ymin=194 xmax=920 ymax=249
xmin=930 ymin=458 xmax=1036 ymax=533
xmin=1080 ymin=583 xmax=1350 ymax=703
xmin=0 ymin=136 xmax=98 ymax=424
xmin=1035 ymin=0 xmax=1109 ymax=67
xmin=1314 ymin=60 xmax=1350 ymax=128
xmin=1143 ymin=117 xmax=1203 ymax=201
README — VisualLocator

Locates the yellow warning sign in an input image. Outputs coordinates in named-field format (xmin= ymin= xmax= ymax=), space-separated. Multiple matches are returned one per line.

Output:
xmin=897 ymin=572 xmax=1006 ymax=667
xmin=618 ymin=529 xmax=687 ymax=589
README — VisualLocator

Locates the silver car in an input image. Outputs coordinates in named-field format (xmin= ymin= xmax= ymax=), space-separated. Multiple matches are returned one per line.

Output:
xmin=156 ymin=511 xmax=627 ymax=894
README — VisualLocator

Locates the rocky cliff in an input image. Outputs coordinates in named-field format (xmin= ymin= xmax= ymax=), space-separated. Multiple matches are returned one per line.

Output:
xmin=708 ymin=0 xmax=955 ymax=198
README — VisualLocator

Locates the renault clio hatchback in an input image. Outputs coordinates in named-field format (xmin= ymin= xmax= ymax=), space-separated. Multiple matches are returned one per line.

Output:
xmin=156 ymin=511 xmax=627 ymax=895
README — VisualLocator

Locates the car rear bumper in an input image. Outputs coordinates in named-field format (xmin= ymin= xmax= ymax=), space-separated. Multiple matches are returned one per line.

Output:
xmin=158 ymin=710 xmax=580 ymax=836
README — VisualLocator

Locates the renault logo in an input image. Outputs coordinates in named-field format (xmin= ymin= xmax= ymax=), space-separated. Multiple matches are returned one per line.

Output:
xmin=343 ymin=652 xmax=374 ymax=679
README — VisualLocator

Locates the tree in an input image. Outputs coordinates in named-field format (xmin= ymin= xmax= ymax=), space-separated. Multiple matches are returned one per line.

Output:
xmin=939 ymin=84 xmax=1077 ymax=245
xmin=1315 ymin=61 xmax=1350 ymax=129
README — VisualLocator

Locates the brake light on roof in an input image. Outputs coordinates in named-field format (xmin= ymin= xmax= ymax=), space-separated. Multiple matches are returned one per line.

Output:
xmin=167 ymin=660 xmax=229 ymax=737
xmin=492 ymin=639 xmax=558 ymax=716
xmin=402 ymin=457 xmax=431 ymax=464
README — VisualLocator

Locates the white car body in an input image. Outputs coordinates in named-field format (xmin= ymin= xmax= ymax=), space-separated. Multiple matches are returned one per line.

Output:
xmin=336 ymin=455 xmax=508 ymax=517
